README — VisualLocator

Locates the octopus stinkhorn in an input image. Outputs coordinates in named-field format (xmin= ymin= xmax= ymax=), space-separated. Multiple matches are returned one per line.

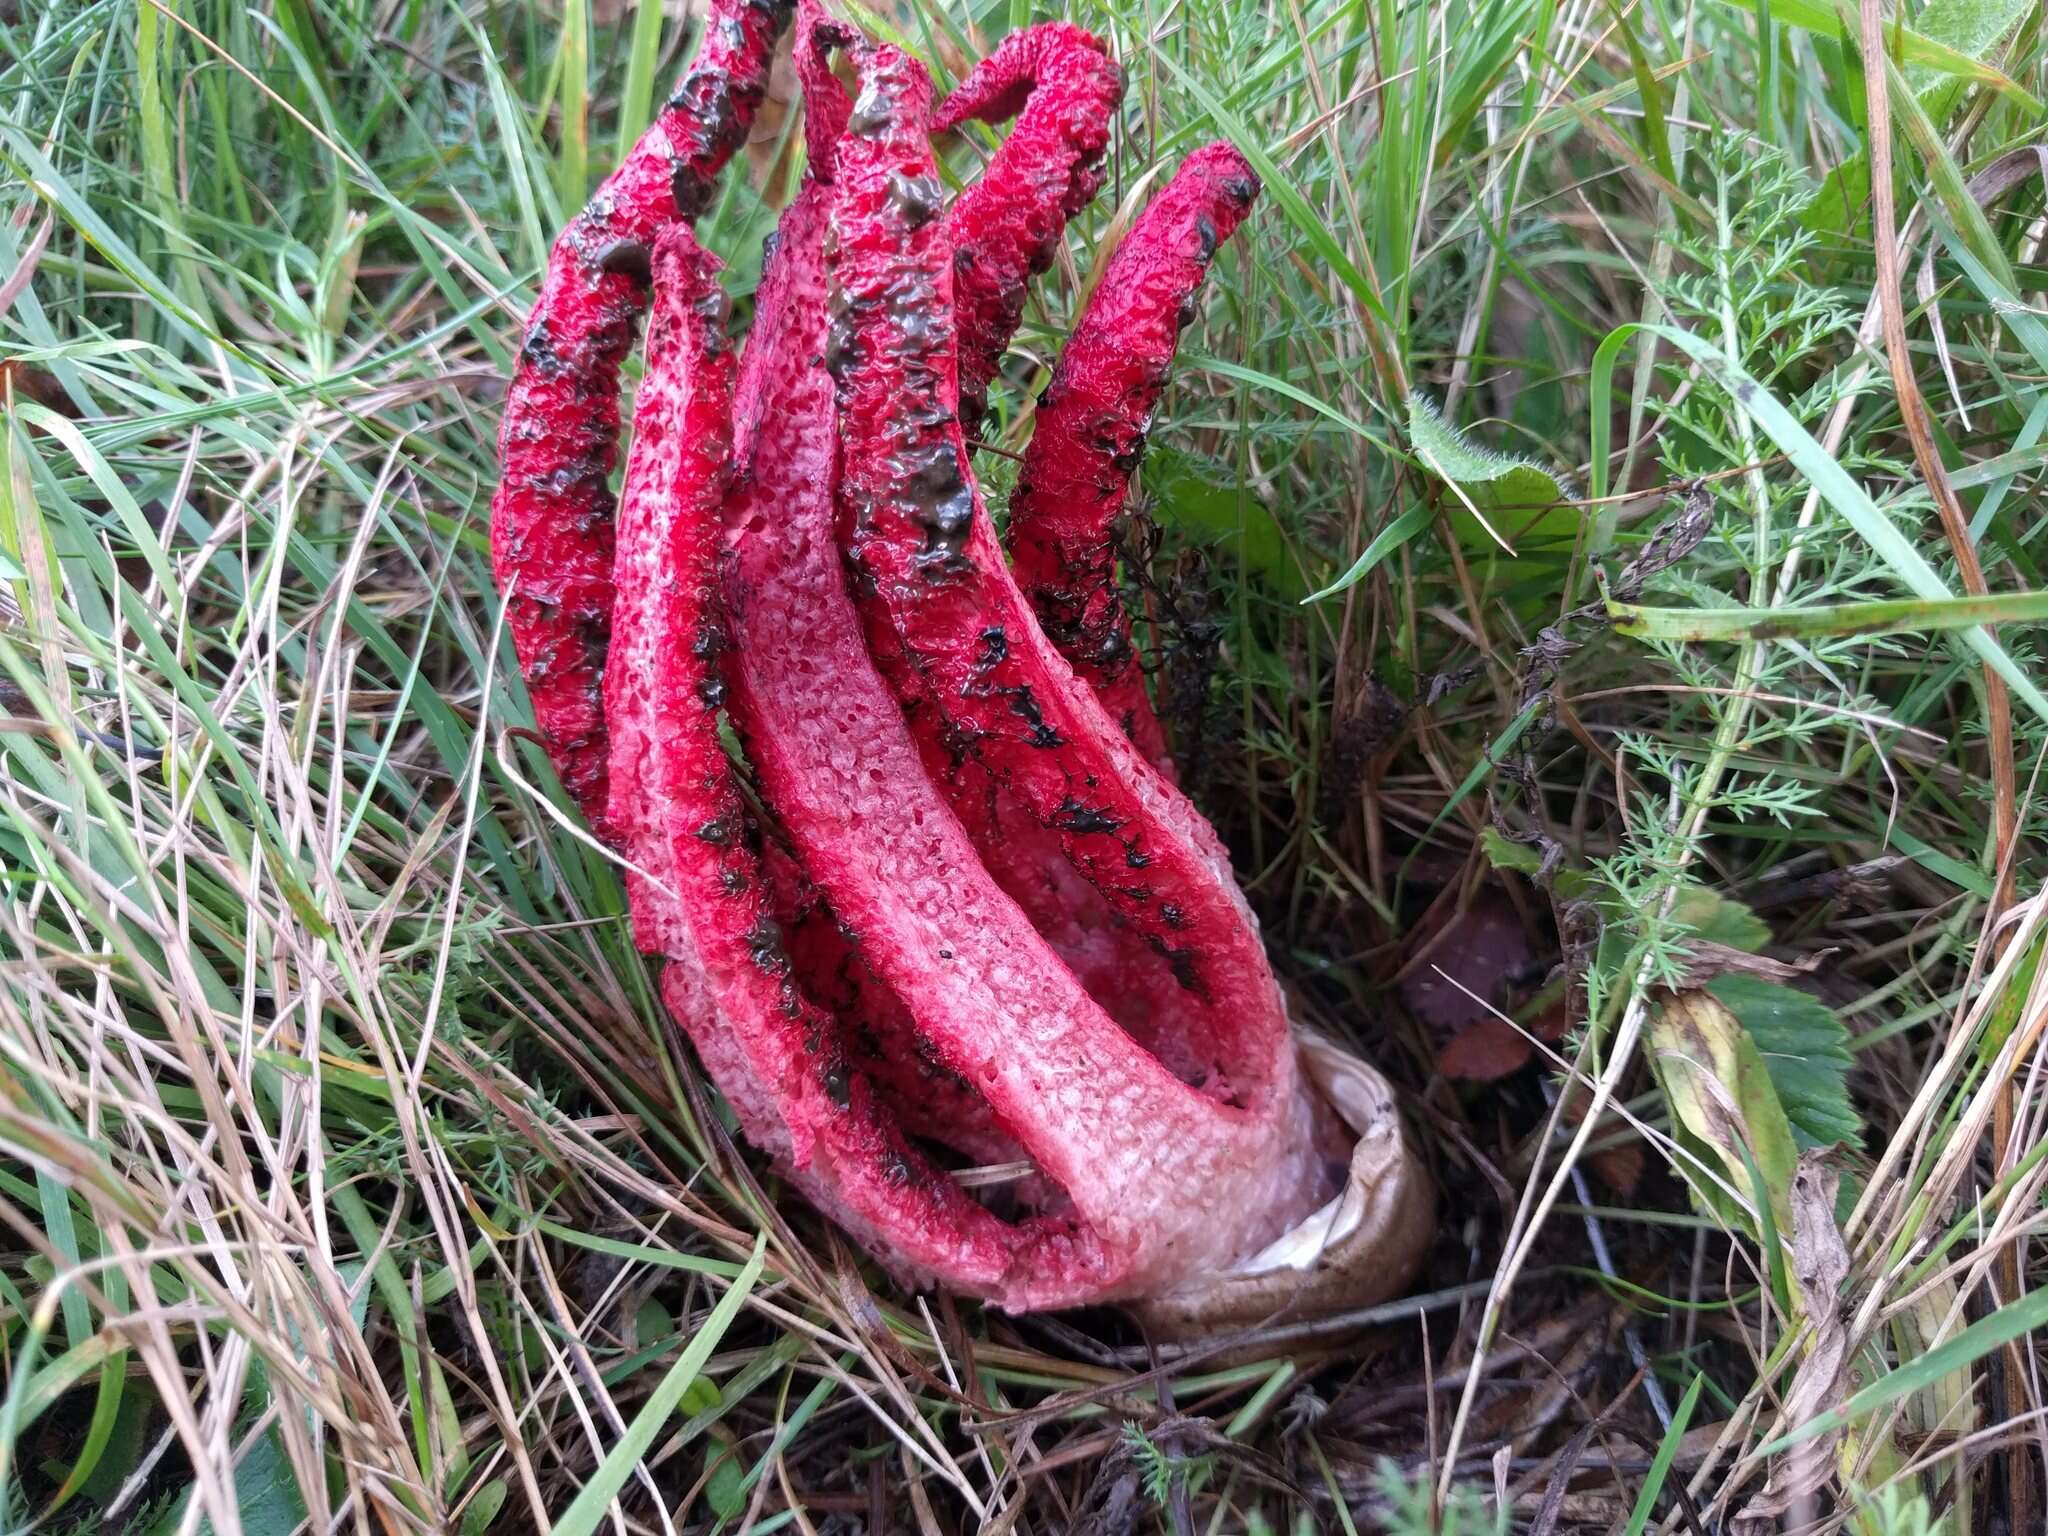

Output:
xmin=492 ymin=0 xmax=1430 ymax=1325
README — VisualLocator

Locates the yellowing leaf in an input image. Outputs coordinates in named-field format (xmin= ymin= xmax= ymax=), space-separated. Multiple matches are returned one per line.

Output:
xmin=1649 ymin=988 xmax=1800 ymax=1238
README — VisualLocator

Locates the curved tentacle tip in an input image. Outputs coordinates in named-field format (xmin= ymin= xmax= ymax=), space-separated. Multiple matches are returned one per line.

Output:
xmin=1183 ymin=139 xmax=1264 ymax=207
xmin=931 ymin=20 xmax=1118 ymax=134
xmin=794 ymin=0 xmax=854 ymax=175
xmin=491 ymin=0 xmax=795 ymax=831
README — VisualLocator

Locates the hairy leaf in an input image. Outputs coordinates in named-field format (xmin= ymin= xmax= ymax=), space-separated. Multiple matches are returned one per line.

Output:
xmin=1407 ymin=394 xmax=1576 ymax=557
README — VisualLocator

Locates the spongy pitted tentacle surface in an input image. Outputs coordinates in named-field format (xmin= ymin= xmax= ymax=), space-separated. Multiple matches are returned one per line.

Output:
xmin=1008 ymin=143 xmax=1260 ymax=769
xmin=610 ymin=228 xmax=1116 ymax=1298
xmin=492 ymin=0 xmax=790 ymax=834
xmin=934 ymin=22 xmax=1123 ymax=440
xmin=788 ymin=42 xmax=1332 ymax=1301
xmin=721 ymin=174 xmax=1136 ymax=1308
xmin=832 ymin=52 xmax=1285 ymax=1085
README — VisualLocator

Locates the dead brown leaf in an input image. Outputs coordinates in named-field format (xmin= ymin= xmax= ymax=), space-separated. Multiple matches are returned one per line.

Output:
xmin=1736 ymin=1152 xmax=1853 ymax=1530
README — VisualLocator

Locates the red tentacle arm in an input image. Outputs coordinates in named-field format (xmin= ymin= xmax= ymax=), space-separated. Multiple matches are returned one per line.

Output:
xmin=1008 ymin=143 xmax=1260 ymax=769
xmin=728 ymin=12 xmax=1025 ymax=1177
xmin=833 ymin=52 xmax=1264 ymax=1042
xmin=934 ymin=22 xmax=1124 ymax=440
xmin=492 ymin=0 xmax=790 ymax=835
xmin=720 ymin=151 xmax=1133 ymax=1308
xmin=609 ymin=229 xmax=1102 ymax=1296
xmin=800 ymin=42 xmax=1352 ymax=1301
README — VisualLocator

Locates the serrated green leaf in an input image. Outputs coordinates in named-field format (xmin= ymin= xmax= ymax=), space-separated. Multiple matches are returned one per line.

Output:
xmin=1710 ymin=975 xmax=1862 ymax=1150
xmin=146 ymin=1430 xmax=308 ymax=1536
xmin=1711 ymin=0 xmax=2044 ymax=111
xmin=1669 ymin=885 xmax=1772 ymax=953
xmin=1908 ymin=0 xmax=2033 ymax=96
xmin=1407 ymin=394 xmax=1577 ymax=557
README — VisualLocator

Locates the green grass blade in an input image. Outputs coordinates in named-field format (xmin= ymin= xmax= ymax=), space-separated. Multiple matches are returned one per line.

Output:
xmin=1607 ymin=586 xmax=2048 ymax=642
xmin=1624 ymin=1372 xmax=1705 ymax=1536
xmin=550 ymin=1238 xmax=766 ymax=1536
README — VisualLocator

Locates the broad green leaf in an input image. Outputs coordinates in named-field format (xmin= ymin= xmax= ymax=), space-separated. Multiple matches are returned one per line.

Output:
xmin=707 ymin=1448 xmax=748 ymax=1520
xmin=459 ymin=1479 xmax=508 ymax=1536
xmin=1806 ymin=0 xmax=2038 ymax=235
xmin=1908 ymin=0 xmax=2034 ymax=99
xmin=145 ymin=1430 xmax=308 ymax=1536
xmin=678 ymin=1374 xmax=721 ymax=1417
xmin=1712 ymin=0 xmax=2044 ymax=111
xmin=1801 ymin=154 xmax=1871 ymax=240
xmin=1670 ymin=885 xmax=1773 ymax=953
xmin=1478 ymin=825 xmax=1547 ymax=876
xmin=1407 ymin=395 xmax=1576 ymax=557
xmin=1710 ymin=975 xmax=1862 ymax=1149
xmin=634 ymin=1296 xmax=675 ymax=1352
xmin=1147 ymin=449 xmax=1302 ymax=599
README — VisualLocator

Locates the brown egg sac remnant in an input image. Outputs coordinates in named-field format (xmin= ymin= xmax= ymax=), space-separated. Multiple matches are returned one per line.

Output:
xmin=492 ymin=0 xmax=1431 ymax=1323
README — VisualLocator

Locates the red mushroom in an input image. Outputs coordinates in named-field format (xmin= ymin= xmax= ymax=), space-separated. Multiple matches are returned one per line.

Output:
xmin=494 ymin=5 xmax=1430 ymax=1324
xmin=1008 ymin=141 xmax=1261 ymax=770
xmin=933 ymin=22 xmax=1124 ymax=442
xmin=492 ymin=0 xmax=789 ymax=836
